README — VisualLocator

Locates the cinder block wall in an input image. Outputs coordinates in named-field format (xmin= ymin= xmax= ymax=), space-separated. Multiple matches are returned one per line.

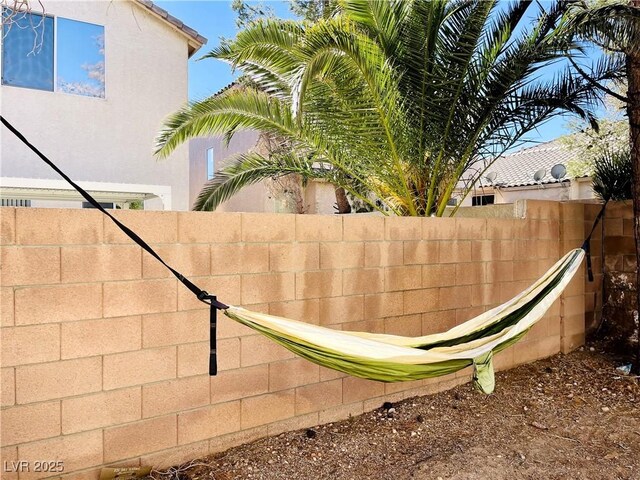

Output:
xmin=1 ymin=201 xmax=585 ymax=479
xmin=583 ymin=201 xmax=636 ymax=341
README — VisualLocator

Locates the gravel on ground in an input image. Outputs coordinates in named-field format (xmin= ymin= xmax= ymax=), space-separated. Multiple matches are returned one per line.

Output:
xmin=152 ymin=345 xmax=640 ymax=480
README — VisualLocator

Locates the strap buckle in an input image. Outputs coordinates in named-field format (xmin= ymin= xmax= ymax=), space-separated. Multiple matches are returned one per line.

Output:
xmin=197 ymin=290 xmax=229 ymax=310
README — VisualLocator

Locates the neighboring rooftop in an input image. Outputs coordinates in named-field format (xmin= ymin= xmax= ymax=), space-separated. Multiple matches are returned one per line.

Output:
xmin=212 ymin=81 xmax=240 ymax=97
xmin=134 ymin=0 xmax=207 ymax=56
xmin=480 ymin=139 xmax=578 ymax=188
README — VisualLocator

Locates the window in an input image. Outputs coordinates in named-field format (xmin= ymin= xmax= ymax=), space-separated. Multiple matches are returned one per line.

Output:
xmin=56 ymin=18 xmax=105 ymax=97
xmin=472 ymin=194 xmax=495 ymax=206
xmin=2 ymin=9 xmax=104 ymax=98
xmin=82 ymin=201 xmax=115 ymax=209
xmin=1 ymin=11 xmax=54 ymax=90
xmin=207 ymin=148 xmax=215 ymax=180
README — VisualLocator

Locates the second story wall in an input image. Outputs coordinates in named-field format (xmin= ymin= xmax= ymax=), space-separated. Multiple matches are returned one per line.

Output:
xmin=1 ymin=0 xmax=193 ymax=210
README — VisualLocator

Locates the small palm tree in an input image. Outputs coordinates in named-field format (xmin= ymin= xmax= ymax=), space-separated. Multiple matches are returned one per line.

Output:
xmin=156 ymin=0 xmax=618 ymax=216
xmin=592 ymin=149 xmax=632 ymax=203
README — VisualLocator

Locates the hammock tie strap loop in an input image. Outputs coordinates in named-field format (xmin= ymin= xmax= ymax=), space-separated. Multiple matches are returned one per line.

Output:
xmin=200 ymin=294 xmax=219 ymax=376
xmin=196 ymin=292 xmax=226 ymax=375
xmin=581 ymin=199 xmax=608 ymax=283
xmin=0 ymin=116 xmax=226 ymax=308
xmin=582 ymin=239 xmax=594 ymax=282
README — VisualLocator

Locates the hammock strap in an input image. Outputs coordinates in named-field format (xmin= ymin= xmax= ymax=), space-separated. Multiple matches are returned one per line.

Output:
xmin=0 ymin=115 xmax=229 ymax=314
xmin=209 ymin=297 xmax=218 ymax=375
xmin=581 ymin=200 xmax=608 ymax=283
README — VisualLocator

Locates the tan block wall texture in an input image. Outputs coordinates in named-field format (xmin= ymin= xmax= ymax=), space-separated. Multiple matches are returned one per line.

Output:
xmin=0 ymin=201 xmax=588 ymax=479
xmin=583 ymin=201 xmax=636 ymax=341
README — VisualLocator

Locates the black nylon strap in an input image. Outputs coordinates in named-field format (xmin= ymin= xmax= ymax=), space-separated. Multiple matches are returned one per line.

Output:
xmin=581 ymin=200 xmax=608 ymax=283
xmin=209 ymin=297 xmax=218 ymax=376
xmin=582 ymin=239 xmax=594 ymax=282
xmin=1 ymin=116 xmax=229 ymax=311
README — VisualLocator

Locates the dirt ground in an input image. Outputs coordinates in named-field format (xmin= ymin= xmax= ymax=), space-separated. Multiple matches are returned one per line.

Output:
xmin=153 ymin=346 xmax=640 ymax=480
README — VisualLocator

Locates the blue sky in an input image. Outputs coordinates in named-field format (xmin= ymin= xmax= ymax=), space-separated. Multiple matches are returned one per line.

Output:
xmin=156 ymin=1 xmax=295 ymax=100
xmin=156 ymin=1 xmax=595 ymax=144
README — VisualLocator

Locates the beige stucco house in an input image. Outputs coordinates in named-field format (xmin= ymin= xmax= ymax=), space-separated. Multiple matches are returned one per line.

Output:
xmin=187 ymin=83 xmax=337 ymax=214
xmin=453 ymin=139 xmax=596 ymax=208
xmin=192 ymin=135 xmax=596 ymax=215
xmin=0 ymin=0 xmax=205 ymax=210
xmin=189 ymin=131 xmax=338 ymax=215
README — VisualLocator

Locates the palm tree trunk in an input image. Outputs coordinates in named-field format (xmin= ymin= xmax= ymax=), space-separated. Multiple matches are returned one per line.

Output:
xmin=628 ymin=0 xmax=640 ymax=373
xmin=335 ymin=187 xmax=352 ymax=214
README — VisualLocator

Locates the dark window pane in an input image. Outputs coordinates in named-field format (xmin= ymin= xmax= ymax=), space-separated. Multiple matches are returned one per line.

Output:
xmin=207 ymin=148 xmax=215 ymax=179
xmin=1 ymin=198 xmax=31 ymax=207
xmin=472 ymin=195 xmax=495 ymax=206
xmin=57 ymin=18 xmax=104 ymax=98
xmin=1 ymin=10 xmax=54 ymax=91
xmin=82 ymin=202 xmax=114 ymax=209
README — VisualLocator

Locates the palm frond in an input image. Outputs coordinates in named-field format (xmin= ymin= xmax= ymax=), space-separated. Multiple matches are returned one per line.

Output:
xmin=195 ymin=151 xmax=323 ymax=211
xmin=155 ymin=88 xmax=298 ymax=158
xmin=157 ymin=0 xmax=622 ymax=216
xmin=339 ymin=0 xmax=410 ymax=56
xmin=592 ymin=149 xmax=632 ymax=203
xmin=195 ymin=150 xmax=385 ymax=213
xmin=565 ymin=2 xmax=640 ymax=55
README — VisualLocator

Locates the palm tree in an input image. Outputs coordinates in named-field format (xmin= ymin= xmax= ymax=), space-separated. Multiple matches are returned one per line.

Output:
xmin=156 ymin=0 xmax=618 ymax=216
xmin=592 ymin=149 xmax=633 ymax=203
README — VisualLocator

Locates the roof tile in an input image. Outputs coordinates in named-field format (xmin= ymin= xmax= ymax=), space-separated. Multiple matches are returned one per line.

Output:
xmin=474 ymin=139 xmax=578 ymax=188
xmin=135 ymin=0 xmax=207 ymax=46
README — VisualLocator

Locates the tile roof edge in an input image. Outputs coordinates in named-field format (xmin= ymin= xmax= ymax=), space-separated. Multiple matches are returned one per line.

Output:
xmin=133 ymin=0 xmax=208 ymax=47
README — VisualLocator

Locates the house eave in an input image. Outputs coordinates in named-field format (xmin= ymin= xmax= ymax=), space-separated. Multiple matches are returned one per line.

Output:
xmin=493 ymin=180 xmax=570 ymax=192
xmin=0 ymin=177 xmax=173 ymax=208
xmin=495 ymin=178 xmax=572 ymax=190
xmin=133 ymin=0 xmax=207 ymax=58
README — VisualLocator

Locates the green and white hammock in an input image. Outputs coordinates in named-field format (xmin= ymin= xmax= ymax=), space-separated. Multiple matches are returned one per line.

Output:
xmin=225 ymin=248 xmax=585 ymax=394
xmin=0 ymin=115 xmax=589 ymax=395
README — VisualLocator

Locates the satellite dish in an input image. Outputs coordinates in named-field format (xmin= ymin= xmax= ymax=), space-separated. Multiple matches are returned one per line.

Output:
xmin=550 ymin=164 xmax=567 ymax=180
xmin=533 ymin=169 xmax=546 ymax=182
xmin=485 ymin=171 xmax=497 ymax=184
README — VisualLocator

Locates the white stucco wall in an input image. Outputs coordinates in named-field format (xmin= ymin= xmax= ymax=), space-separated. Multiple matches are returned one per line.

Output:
xmin=304 ymin=180 xmax=337 ymax=215
xmin=0 ymin=0 xmax=192 ymax=210
xmin=494 ymin=184 xmax=572 ymax=204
